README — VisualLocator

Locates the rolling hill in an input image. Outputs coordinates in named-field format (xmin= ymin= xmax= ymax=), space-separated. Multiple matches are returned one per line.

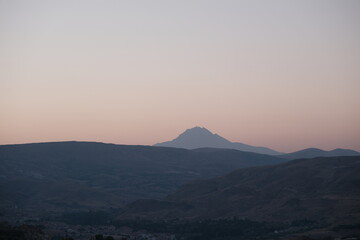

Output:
xmin=280 ymin=148 xmax=359 ymax=159
xmin=0 ymin=141 xmax=287 ymax=215
xmin=120 ymin=156 xmax=360 ymax=226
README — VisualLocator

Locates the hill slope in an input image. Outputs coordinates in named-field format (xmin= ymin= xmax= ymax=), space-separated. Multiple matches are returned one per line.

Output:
xmin=121 ymin=156 xmax=360 ymax=225
xmin=154 ymin=127 xmax=282 ymax=155
xmin=0 ymin=141 xmax=287 ymax=215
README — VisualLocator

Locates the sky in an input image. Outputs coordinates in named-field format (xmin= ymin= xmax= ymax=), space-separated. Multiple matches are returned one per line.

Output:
xmin=0 ymin=0 xmax=359 ymax=152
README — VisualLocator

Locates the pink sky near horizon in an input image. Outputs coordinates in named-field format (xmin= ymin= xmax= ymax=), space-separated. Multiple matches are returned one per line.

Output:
xmin=0 ymin=0 xmax=359 ymax=152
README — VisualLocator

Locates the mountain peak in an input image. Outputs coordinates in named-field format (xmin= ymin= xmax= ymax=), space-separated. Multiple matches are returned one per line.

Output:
xmin=180 ymin=126 xmax=214 ymax=136
xmin=187 ymin=126 xmax=208 ymax=131
xmin=154 ymin=127 xmax=282 ymax=155
xmin=172 ymin=127 xmax=229 ymax=146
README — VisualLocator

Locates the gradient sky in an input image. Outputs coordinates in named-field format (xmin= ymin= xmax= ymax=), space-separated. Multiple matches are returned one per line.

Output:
xmin=1 ymin=0 xmax=359 ymax=152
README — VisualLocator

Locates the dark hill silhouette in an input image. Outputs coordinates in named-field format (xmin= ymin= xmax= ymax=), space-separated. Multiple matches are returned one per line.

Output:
xmin=120 ymin=156 xmax=360 ymax=227
xmin=154 ymin=127 xmax=282 ymax=155
xmin=0 ymin=141 xmax=287 ymax=215
xmin=281 ymin=148 xmax=359 ymax=159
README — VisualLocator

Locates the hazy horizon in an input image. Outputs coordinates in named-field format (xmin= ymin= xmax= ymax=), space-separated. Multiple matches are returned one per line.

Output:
xmin=1 ymin=0 xmax=359 ymax=152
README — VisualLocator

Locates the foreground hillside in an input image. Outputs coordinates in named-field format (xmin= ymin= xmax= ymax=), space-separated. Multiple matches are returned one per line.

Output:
xmin=121 ymin=156 xmax=360 ymax=226
xmin=0 ymin=141 xmax=287 ymax=215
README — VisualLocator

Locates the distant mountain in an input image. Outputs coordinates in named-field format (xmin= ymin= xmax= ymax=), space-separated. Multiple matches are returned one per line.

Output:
xmin=0 ymin=141 xmax=287 ymax=216
xmin=280 ymin=147 xmax=359 ymax=159
xmin=120 ymin=156 xmax=360 ymax=226
xmin=154 ymin=127 xmax=282 ymax=155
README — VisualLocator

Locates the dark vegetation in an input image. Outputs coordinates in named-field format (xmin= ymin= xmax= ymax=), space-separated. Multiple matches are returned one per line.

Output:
xmin=53 ymin=208 xmax=327 ymax=240
xmin=61 ymin=211 xmax=115 ymax=226
xmin=114 ymin=218 xmax=277 ymax=240
xmin=0 ymin=222 xmax=46 ymax=240
xmin=57 ymin=212 xmax=321 ymax=240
